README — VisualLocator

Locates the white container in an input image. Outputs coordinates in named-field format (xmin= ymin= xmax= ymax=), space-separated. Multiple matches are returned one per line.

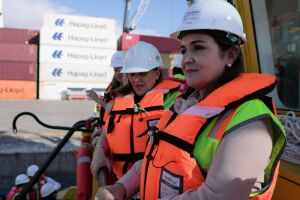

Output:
xmin=39 ymin=63 xmax=114 ymax=83
xmin=43 ymin=13 xmax=116 ymax=32
xmin=40 ymin=27 xmax=117 ymax=49
xmin=39 ymin=81 xmax=109 ymax=100
xmin=39 ymin=45 xmax=115 ymax=65
xmin=0 ymin=0 xmax=3 ymax=28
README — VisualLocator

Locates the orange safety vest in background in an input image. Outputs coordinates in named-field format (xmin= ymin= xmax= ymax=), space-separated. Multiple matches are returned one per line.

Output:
xmin=106 ymin=79 xmax=180 ymax=179
xmin=140 ymin=73 xmax=286 ymax=200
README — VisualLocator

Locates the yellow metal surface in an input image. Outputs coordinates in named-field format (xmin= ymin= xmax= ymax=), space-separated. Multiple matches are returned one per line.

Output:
xmin=272 ymin=160 xmax=300 ymax=200
xmin=234 ymin=0 xmax=259 ymax=73
xmin=92 ymin=176 xmax=99 ymax=199
xmin=58 ymin=186 xmax=77 ymax=200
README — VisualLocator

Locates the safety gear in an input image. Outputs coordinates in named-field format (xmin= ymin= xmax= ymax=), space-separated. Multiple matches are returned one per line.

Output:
xmin=121 ymin=41 xmax=163 ymax=73
xmin=76 ymin=133 xmax=93 ymax=200
xmin=40 ymin=183 xmax=57 ymax=198
xmin=173 ymin=54 xmax=183 ymax=68
xmin=170 ymin=0 xmax=246 ymax=43
xmin=141 ymin=73 xmax=286 ymax=200
xmin=111 ymin=51 xmax=126 ymax=68
xmin=27 ymin=164 xmax=39 ymax=177
xmin=105 ymin=80 xmax=180 ymax=179
xmin=15 ymin=173 xmax=30 ymax=185
xmin=6 ymin=187 xmax=21 ymax=200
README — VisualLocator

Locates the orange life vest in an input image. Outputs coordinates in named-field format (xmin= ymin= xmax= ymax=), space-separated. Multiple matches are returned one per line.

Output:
xmin=140 ymin=73 xmax=286 ymax=200
xmin=106 ymin=79 xmax=180 ymax=179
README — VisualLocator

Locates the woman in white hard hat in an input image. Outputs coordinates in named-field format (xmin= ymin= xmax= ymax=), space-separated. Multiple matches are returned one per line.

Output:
xmin=92 ymin=41 xmax=181 ymax=198
xmin=40 ymin=183 xmax=58 ymax=200
xmin=26 ymin=164 xmax=61 ymax=199
xmin=96 ymin=1 xmax=286 ymax=200
xmin=6 ymin=174 xmax=30 ymax=200
xmin=172 ymin=54 xmax=185 ymax=80
xmin=91 ymin=50 xmax=127 ymax=118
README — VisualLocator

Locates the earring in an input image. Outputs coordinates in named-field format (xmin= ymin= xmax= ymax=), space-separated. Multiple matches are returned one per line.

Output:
xmin=227 ymin=63 xmax=232 ymax=67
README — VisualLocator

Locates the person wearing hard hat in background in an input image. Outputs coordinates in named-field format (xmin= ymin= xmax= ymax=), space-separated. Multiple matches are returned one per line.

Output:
xmin=91 ymin=50 xmax=127 ymax=118
xmin=27 ymin=164 xmax=61 ymax=198
xmin=6 ymin=174 xmax=30 ymax=200
xmin=95 ymin=1 xmax=286 ymax=200
xmin=172 ymin=54 xmax=185 ymax=80
xmin=91 ymin=41 xmax=182 ymax=199
xmin=167 ymin=54 xmax=189 ymax=94
xmin=40 ymin=183 xmax=58 ymax=200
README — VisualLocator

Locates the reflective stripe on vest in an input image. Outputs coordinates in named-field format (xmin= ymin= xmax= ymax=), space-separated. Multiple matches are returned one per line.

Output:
xmin=141 ymin=73 xmax=286 ymax=200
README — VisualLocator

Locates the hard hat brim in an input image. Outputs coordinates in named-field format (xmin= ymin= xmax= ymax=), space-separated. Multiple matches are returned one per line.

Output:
xmin=121 ymin=67 xmax=150 ymax=74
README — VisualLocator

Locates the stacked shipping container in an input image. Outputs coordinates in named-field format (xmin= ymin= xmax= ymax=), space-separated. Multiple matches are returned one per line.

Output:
xmin=0 ymin=0 xmax=3 ymax=27
xmin=39 ymin=13 xmax=117 ymax=100
xmin=0 ymin=28 xmax=39 ymax=99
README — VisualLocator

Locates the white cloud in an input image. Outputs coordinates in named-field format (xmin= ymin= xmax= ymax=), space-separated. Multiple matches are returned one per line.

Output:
xmin=2 ymin=0 xmax=74 ymax=30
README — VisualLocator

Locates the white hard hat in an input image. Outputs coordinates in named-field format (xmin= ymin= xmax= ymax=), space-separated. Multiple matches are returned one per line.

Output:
xmin=111 ymin=51 xmax=126 ymax=68
xmin=170 ymin=0 xmax=246 ymax=44
xmin=27 ymin=164 xmax=39 ymax=177
xmin=173 ymin=54 xmax=183 ymax=69
xmin=41 ymin=183 xmax=57 ymax=198
xmin=15 ymin=174 xmax=30 ymax=185
xmin=121 ymin=41 xmax=163 ymax=73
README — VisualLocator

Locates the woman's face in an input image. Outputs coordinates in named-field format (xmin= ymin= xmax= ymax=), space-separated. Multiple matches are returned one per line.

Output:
xmin=128 ymin=69 xmax=160 ymax=96
xmin=180 ymin=33 xmax=233 ymax=93
xmin=114 ymin=67 xmax=123 ymax=83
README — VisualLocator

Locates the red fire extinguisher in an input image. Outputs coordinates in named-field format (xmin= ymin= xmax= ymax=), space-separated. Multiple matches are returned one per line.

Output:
xmin=76 ymin=131 xmax=93 ymax=200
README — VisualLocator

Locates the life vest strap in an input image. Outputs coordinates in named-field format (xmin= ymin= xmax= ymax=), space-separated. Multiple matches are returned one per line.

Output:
xmin=112 ymin=152 xmax=144 ymax=162
xmin=110 ymin=105 xmax=164 ymax=115
xmin=157 ymin=131 xmax=194 ymax=155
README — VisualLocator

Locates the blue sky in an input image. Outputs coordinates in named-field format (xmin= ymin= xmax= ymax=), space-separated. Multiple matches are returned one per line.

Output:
xmin=3 ymin=0 xmax=189 ymax=37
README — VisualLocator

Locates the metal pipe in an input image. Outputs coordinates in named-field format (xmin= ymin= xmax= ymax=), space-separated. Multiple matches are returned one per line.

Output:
xmin=16 ymin=120 xmax=87 ymax=200
xmin=123 ymin=0 xmax=132 ymax=33
xmin=12 ymin=112 xmax=95 ymax=133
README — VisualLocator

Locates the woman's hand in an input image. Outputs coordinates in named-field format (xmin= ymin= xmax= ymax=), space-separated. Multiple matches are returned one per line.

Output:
xmin=95 ymin=183 xmax=126 ymax=200
xmin=91 ymin=129 xmax=112 ymax=177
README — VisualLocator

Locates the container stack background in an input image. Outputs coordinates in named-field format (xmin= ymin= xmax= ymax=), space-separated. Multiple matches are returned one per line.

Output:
xmin=0 ymin=13 xmax=181 ymax=100
xmin=0 ymin=0 xmax=3 ymax=28
xmin=0 ymin=28 xmax=39 ymax=99
xmin=38 ymin=13 xmax=117 ymax=100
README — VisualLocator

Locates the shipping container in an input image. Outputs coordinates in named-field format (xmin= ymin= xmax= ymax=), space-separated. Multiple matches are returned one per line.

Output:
xmin=39 ymin=63 xmax=114 ymax=83
xmin=0 ymin=43 xmax=38 ymax=62
xmin=39 ymin=81 xmax=108 ymax=100
xmin=0 ymin=1 xmax=3 ymax=28
xmin=0 ymin=80 xmax=36 ymax=99
xmin=0 ymin=28 xmax=39 ymax=44
xmin=0 ymin=61 xmax=36 ymax=81
xmin=40 ymin=27 xmax=117 ymax=49
xmin=43 ymin=13 xmax=116 ymax=33
xmin=39 ymin=45 xmax=115 ymax=65
xmin=121 ymin=33 xmax=180 ymax=54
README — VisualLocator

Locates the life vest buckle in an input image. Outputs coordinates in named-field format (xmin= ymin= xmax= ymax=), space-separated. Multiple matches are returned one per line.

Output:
xmin=148 ymin=127 xmax=159 ymax=145
xmin=133 ymin=104 xmax=139 ymax=113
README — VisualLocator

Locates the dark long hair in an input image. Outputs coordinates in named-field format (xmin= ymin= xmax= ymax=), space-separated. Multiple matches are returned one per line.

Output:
xmin=179 ymin=30 xmax=245 ymax=98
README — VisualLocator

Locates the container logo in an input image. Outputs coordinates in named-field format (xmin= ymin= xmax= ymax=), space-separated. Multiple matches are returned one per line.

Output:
xmin=52 ymin=32 xmax=63 ymax=40
xmin=52 ymin=50 xmax=63 ymax=59
xmin=55 ymin=18 xmax=65 ymax=26
xmin=52 ymin=68 xmax=63 ymax=76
